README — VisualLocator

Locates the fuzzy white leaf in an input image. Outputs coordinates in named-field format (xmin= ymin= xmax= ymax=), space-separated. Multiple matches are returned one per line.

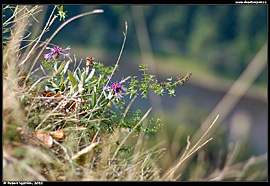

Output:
xmin=85 ymin=68 xmax=95 ymax=83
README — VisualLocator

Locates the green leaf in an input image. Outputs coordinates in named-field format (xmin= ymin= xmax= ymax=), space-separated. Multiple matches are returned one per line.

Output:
xmin=56 ymin=5 xmax=63 ymax=12
xmin=100 ymin=98 xmax=109 ymax=107
xmin=75 ymin=74 xmax=80 ymax=82
xmin=42 ymin=61 xmax=55 ymax=72
xmin=81 ymin=71 xmax=86 ymax=85
xmin=56 ymin=5 xmax=67 ymax=21
xmin=54 ymin=60 xmax=58 ymax=72
xmin=91 ymin=91 xmax=97 ymax=108
xmin=74 ymin=69 xmax=80 ymax=82
xmin=62 ymin=60 xmax=70 ymax=74
xmin=54 ymin=61 xmax=66 ymax=76
xmin=59 ymin=83 xmax=65 ymax=91
xmin=69 ymin=84 xmax=78 ymax=95
xmin=141 ymin=89 xmax=148 ymax=98
xmin=85 ymin=68 xmax=95 ymax=83
xmin=78 ymin=68 xmax=82 ymax=80
xmin=168 ymin=88 xmax=176 ymax=97
xmin=68 ymin=70 xmax=76 ymax=88
xmin=60 ymin=76 xmax=65 ymax=83
xmin=50 ymin=80 xmax=58 ymax=88
xmin=78 ymin=82 xmax=84 ymax=93
xmin=167 ymin=77 xmax=173 ymax=81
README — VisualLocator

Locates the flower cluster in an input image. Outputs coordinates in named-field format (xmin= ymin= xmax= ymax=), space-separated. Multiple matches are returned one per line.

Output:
xmin=105 ymin=75 xmax=126 ymax=99
xmin=44 ymin=45 xmax=71 ymax=61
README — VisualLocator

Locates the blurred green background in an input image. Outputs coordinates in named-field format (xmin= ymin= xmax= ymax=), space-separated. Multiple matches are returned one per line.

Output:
xmin=49 ymin=5 xmax=267 ymax=84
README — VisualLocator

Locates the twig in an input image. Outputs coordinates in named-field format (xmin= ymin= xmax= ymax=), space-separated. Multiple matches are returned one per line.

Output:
xmin=26 ymin=93 xmax=92 ymax=100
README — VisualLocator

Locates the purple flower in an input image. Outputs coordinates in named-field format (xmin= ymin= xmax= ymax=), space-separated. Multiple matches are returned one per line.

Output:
xmin=44 ymin=46 xmax=71 ymax=61
xmin=105 ymin=75 xmax=126 ymax=99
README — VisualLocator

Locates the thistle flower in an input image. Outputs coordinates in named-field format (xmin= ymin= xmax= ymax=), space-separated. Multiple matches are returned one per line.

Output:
xmin=44 ymin=46 xmax=71 ymax=61
xmin=105 ymin=75 xmax=126 ymax=99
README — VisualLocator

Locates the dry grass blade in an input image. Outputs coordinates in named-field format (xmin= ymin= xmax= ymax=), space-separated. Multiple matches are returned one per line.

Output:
xmin=18 ymin=6 xmax=56 ymax=68
xmin=162 ymin=114 xmax=219 ymax=180
xmin=4 ymin=6 xmax=29 ymax=77
xmin=205 ymin=144 xmax=267 ymax=181
xmin=72 ymin=142 xmax=99 ymax=160
xmin=122 ymin=95 xmax=137 ymax=120
xmin=186 ymin=115 xmax=219 ymax=157
xmin=235 ymin=153 xmax=267 ymax=181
